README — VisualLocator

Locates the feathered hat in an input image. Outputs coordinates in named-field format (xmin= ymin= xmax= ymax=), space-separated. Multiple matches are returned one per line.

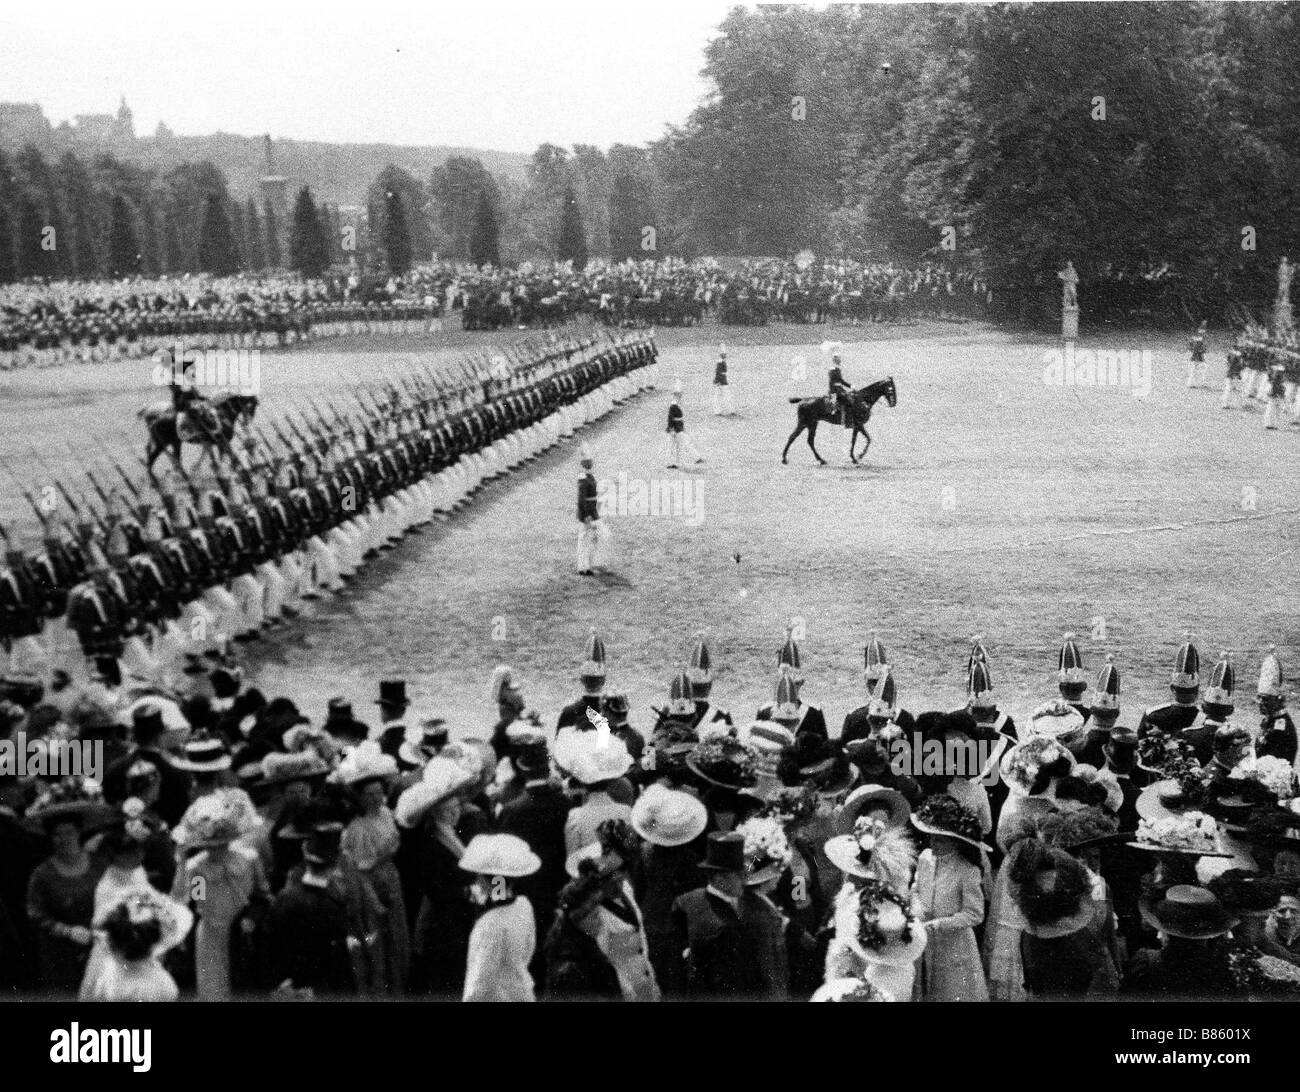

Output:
xmin=1091 ymin=654 xmax=1121 ymax=714
xmin=1258 ymin=645 xmax=1284 ymax=699
xmin=863 ymin=630 xmax=888 ymax=684
xmin=1171 ymin=633 xmax=1201 ymax=689
xmin=1057 ymin=632 xmax=1086 ymax=686
xmin=1203 ymin=651 xmax=1235 ymax=708
xmin=579 ymin=627 xmax=607 ymax=681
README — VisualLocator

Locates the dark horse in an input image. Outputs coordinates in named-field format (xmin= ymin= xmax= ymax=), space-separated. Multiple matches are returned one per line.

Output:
xmin=782 ymin=377 xmax=897 ymax=465
xmin=140 ymin=392 xmax=259 ymax=476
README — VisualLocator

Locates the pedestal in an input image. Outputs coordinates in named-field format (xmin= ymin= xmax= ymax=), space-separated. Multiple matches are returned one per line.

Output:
xmin=1272 ymin=301 xmax=1294 ymax=337
xmin=1061 ymin=305 xmax=1079 ymax=340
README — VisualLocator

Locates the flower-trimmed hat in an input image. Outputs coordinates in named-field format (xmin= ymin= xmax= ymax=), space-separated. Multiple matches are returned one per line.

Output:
xmin=261 ymin=750 xmax=331 ymax=786
xmin=24 ymin=777 xmax=115 ymax=833
xmin=999 ymin=736 xmax=1077 ymax=797
xmin=811 ymin=977 xmax=893 ymax=1003
xmin=172 ymin=788 xmax=259 ymax=849
xmin=910 ymin=795 xmax=990 ymax=852
xmin=1027 ymin=699 xmax=1086 ymax=741
xmin=835 ymin=879 xmax=927 ymax=967
xmin=835 ymin=783 xmax=911 ymax=835
xmin=568 ymin=731 xmax=633 ymax=786
xmin=736 ymin=814 xmax=793 ymax=886
xmin=97 ymin=886 xmax=194 ymax=959
xmin=685 ymin=732 xmax=759 ymax=792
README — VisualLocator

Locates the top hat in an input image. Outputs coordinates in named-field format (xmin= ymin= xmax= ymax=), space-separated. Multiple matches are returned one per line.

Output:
xmin=376 ymin=680 xmax=409 ymax=710
xmin=302 ymin=821 xmax=344 ymax=866
xmin=698 ymin=831 xmax=746 ymax=872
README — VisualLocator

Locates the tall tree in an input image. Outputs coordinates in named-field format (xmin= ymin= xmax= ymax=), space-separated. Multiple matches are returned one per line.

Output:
xmin=0 ymin=202 xmax=16 ymax=284
xmin=197 ymin=193 xmax=242 ymax=275
xmin=382 ymin=188 xmax=413 ymax=274
xmin=289 ymin=186 xmax=330 ymax=277
xmin=556 ymin=184 xmax=588 ymax=269
xmin=106 ymin=194 xmax=141 ymax=277
xmin=469 ymin=189 xmax=501 ymax=266
xmin=429 ymin=156 xmax=499 ymax=259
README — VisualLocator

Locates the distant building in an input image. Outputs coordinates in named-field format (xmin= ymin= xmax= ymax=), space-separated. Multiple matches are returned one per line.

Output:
xmin=71 ymin=99 xmax=135 ymax=142
xmin=116 ymin=97 xmax=134 ymax=139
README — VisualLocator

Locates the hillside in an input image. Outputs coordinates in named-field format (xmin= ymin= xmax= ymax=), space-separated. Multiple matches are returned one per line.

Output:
xmin=0 ymin=115 xmax=531 ymax=206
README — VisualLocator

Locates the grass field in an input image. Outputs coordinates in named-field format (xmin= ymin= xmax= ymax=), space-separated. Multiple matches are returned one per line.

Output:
xmin=2 ymin=320 xmax=1298 ymax=737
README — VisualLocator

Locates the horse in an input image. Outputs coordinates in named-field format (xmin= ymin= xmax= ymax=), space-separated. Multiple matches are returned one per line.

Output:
xmin=782 ymin=377 xmax=897 ymax=465
xmin=140 ymin=392 xmax=259 ymax=476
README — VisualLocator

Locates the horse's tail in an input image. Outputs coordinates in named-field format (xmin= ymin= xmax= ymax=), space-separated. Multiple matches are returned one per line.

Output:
xmin=787 ymin=396 xmax=805 ymax=404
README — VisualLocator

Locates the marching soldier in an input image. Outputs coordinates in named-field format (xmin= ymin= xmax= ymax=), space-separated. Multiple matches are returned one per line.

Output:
xmin=1263 ymin=363 xmax=1288 ymax=430
xmin=963 ymin=642 xmax=1017 ymax=840
xmin=1187 ymin=321 xmax=1207 ymax=388
xmin=1137 ymin=635 xmax=1202 ymax=741
xmin=1221 ymin=347 xmax=1244 ymax=410
xmin=575 ymin=445 xmax=604 ymax=576
xmin=1256 ymin=646 xmax=1297 ymax=765
xmin=0 ymin=545 xmax=50 ymax=678
xmin=665 ymin=380 xmax=702 ymax=468
xmin=710 ymin=344 xmax=734 ymax=417
xmin=66 ymin=543 xmax=126 ymax=684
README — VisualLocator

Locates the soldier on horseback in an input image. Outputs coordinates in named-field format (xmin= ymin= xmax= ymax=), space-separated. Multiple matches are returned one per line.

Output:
xmin=828 ymin=350 xmax=852 ymax=423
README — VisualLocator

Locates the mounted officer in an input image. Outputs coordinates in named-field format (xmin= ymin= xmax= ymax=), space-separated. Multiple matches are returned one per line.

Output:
xmin=827 ymin=349 xmax=852 ymax=423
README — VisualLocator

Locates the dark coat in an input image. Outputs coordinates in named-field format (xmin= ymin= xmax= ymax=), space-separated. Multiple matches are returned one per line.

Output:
xmin=669 ymin=887 xmax=748 ymax=998
xmin=498 ymin=780 xmax=571 ymax=947
xmin=542 ymin=913 xmax=622 ymax=1000
xmin=265 ymin=877 xmax=356 ymax=994
xmin=102 ymin=747 xmax=192 ymax=828
xmin=634 ymin=839 xmax=705 ymax=995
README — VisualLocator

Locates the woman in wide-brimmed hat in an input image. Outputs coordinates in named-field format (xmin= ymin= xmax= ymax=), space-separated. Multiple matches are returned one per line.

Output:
xmin=629 ymin=783 xmax=707 ymax=989
xmin=985 ymin=733 xmax=1077 ymax=1001
xmin=1208 ymin=871 xmax=1300 ymax=995
xmin=169 ymin=788 xmax=268 ymax=1001
xmin=824 ymin=784 xmax=917 ymax=896
xmin=397 ymin=757 xmax=478 ymax=995
xmin=24 ymin=778 xmax=113 ymax=993
xmin=1125 ymin=884 xmax=1243 ymax=997
xmin=827 ymin=878 xmax=927 ymax=1002
xmin=548 ymin=819 xmax=659 ymax=1001
xmin=337 ymin=741 xmax=409 ymax=993
xmin=459 ymin=833 xmax=541 ymax=1002
xmin=78 ymin=887 xmax=193 ymax=1002
xmin=562 ymin=729 xmax=634 ymax=855
xmin=909 ymin=796 xmax=989 ymax=1002
xmin=1007 ymin=839 xmax=1119 ymax=998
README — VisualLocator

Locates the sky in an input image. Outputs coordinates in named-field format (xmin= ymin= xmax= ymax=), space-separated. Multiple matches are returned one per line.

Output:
xmin=0 ymin=0 xmax=739 ymax=153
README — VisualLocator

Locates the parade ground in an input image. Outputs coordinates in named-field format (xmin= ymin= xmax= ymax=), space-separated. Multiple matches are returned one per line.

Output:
xmin=3 ymin=320 xmax=1297 ymax=731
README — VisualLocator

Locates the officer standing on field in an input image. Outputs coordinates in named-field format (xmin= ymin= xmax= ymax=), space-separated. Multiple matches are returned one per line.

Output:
xmin=711 ymin=344 xmax=734 ymax=417
xmin=575 ymin=445 xmax=602 ymax=576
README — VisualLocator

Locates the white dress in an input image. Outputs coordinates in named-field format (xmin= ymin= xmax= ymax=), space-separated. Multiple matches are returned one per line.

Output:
xmin=463 ymin=896 xmax=536 ymax=1003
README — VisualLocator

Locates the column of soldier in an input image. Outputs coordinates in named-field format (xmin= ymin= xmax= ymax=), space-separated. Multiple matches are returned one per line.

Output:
xmin=5 ymin=608 xmax=1299 ymax=1000
xmin=0 ymin=330 xmax=661 ymax=691
xmin=1218 ymin=324 xmax=1300 ymax=426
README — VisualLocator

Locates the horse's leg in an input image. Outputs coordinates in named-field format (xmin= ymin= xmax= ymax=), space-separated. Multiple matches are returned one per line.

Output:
xmin=806 ymin=420 xmax=826 ymax=465
xmin=781 ymin=414 xmax=805 ymax=464
xmin=848 ymin=427 xmax=860 ymax=465
xmin=861 ymin=430 xmax=872 ymax=460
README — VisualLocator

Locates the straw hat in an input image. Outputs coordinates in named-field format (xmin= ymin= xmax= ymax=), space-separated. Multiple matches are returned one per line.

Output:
xmin=630 ymin=783 xmax=707 ymax=847
xmin=835 ymin=784 xmax=911 ymax=835
xmin=393 ymin=757 xmax=474 ymax=829
xmin=1027 ymin=699 xmax=1086 ymax=741
xmin=261 ymin=750 xmax=330 ymax=786
xmin=810 ymin=977 xmax=894 ymax=1002
xmin=458 ymin=833 xmax=541 ymax=878
xmin=336 ymin=740 xmax=399 ymax=787
xmin=1139 ymin=884 xmax=1238 ymax=940
xmin=567 ymin=732 xmax=633 ymax=785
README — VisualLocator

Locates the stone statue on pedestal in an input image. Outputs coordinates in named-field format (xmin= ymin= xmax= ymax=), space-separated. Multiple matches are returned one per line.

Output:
xmin=1059 ymin=261 xmax=1079 ymax=339
xmin=1275 ymin=256 xmax=1295 ymax=335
